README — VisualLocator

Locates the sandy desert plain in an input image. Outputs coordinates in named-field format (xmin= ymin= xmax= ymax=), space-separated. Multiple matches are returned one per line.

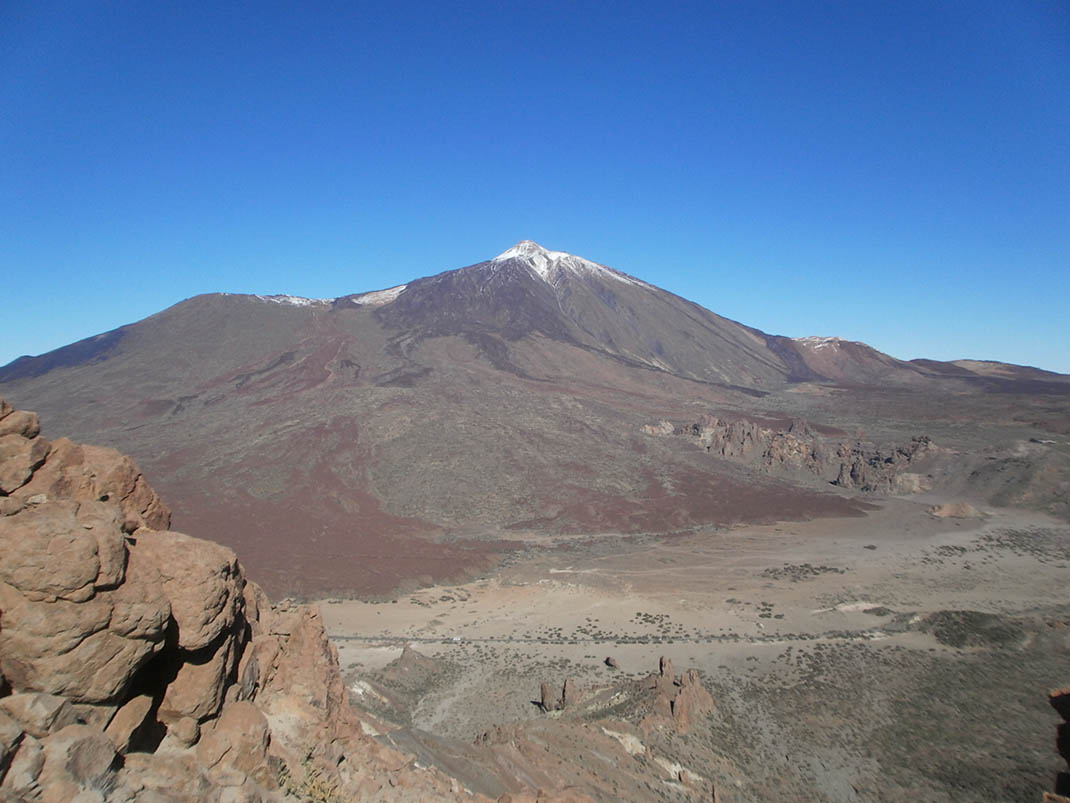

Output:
xmin=317 ymin=492 xmax=1070 ymax=802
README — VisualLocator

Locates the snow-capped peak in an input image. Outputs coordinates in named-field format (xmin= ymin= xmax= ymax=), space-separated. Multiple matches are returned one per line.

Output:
xmin=491 ymin=240 xmax=645 ymax=287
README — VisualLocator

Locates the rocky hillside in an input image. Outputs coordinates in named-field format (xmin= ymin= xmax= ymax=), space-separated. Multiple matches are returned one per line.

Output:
xmin=0 ymin=396 xmax=539 ymax=802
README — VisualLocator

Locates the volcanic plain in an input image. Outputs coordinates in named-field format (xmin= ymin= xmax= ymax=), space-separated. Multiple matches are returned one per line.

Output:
xmin=320 ymin=495 xmax=1070 ymax=801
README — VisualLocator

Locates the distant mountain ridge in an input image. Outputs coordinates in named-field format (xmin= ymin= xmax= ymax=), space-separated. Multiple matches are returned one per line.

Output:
xmin=4 ymin=240 xmax=1063 ymax=390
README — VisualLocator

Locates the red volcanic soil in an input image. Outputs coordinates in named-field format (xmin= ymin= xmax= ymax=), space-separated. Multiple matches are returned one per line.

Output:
xmin=169 ymin=484 xmax=507 ymax=600
xmin=155 ymin=414 xmax=511 ymax=599
xmin=509 ymin=464 xmax=870 ymax=533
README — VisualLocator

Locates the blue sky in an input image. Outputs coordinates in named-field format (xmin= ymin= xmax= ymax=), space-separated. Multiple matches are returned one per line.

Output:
xmin=2 ymin=1 xmax=1068 ymax=372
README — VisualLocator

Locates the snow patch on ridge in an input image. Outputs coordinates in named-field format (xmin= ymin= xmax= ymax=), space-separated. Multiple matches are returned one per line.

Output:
xmin=793 ymin=336 xmax=846 ymax=351
xmin=255 ymin=294 xmax=331 ymax=307
xmin=352 ymin=284 xmax=407 ymax=306
xmin=492 ymin=240 xmax=648 ymax=288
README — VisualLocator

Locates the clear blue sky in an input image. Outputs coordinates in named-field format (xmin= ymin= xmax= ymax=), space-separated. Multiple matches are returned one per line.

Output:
xmin=2 ymin=1 xmax=1068 ymax=372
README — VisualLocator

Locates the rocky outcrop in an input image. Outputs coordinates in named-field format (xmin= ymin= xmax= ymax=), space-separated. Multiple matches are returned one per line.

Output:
xmin=561 ymin=678 xmax=580 ymax=709
xmin=833 ymin=436 xmax=934 ymax=493
xmin=537 ymin=656 xmax=713 ymax=737
xmin=0 ymin=397 xmax=487 ymax=801
xmin=645 ymin=412 xmax=936 ymax=494
xmin=540 ymin=682 xmax=558 ymax=713
xmin=640 ymin=657 xmax=714 ymax=734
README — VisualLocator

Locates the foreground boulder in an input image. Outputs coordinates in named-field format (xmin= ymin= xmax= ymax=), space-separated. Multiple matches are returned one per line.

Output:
xmin=0 ymin=397 xmax=488 ymax=801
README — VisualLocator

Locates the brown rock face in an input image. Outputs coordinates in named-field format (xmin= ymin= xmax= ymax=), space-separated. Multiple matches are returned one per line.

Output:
xmin=135 ymin=531 xmax=243 ymax=652
xmin=0 ymin=409 xmax=41 ymax=439
xmin=639 ymin=658 xmax=715 ymax=734
xmin=0 ymin=502 xmax=171 ymax=703
xmin=196 ymin=700 xmax=272 ymax=786
xmin=38 ymin=724 xmax=117 ymax=802
xmin=104 ymin=694 xmax=154 ymax=754
xmin=671 ymin=679 xmax=715 ymax=733
xmin=0 ymin=433 xmax=50 ymax=494
xmin=0 ymin=694 xmax=79 ymax=740
xmin=561 ymin=678 xmax=580 ymax=709
xmin=540 ymin=682 xmax=558 ymax=713
xmin=659 ymin=656 xmax=674 ymax=680
xmin=2 ymin=732 xmax=44 ymax=799
xmin=12 ymin=437 xmax=170 ymax=532
xmin=0 ymin=397 xmax=489 ymax=802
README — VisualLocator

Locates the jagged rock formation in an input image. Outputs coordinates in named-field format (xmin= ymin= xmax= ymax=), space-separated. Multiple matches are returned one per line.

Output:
xmin=0 ymin=397 xmax=488 ymax=802
xmin=538 ymin=656 xmax=713 ymax=736
xmin=833 ymin=436 xmax=935 ymax=493
xmin=539 ymin=682 xmax=557 ymax=714
xmin=638 ymin=657 xmax=714 ymax=735
xmin=647 ymin=412 xmax=937 ymax=494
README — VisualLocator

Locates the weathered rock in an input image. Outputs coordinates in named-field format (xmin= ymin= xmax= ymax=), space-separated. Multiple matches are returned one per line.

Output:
xmin=658 ymin=656 xmax=673 ymax=680
xmin=0 ymin=500 xmax=126 ymax=601
xmin=0 ymin=409 xmax=41 ymax=439
xmin=158 ymin=622 xmax=241 ymax=722
xmin=540 ymin=683 xmax=558 ymax=713
xmin=0 ymin=693 xmax=79 ymax=739
xmin=242 ymin=580 xmax=270 ymax=638
xmin=38 ymin=724 xmax=117 ymax=799
xmin=0 ymin=432 xmax=50 ymax=494
xmin=604 ymin=656 xmax=619 ymax=670
xmin=168 ymin=716 xmax=200 ymax=748
xmin=69 ymin=703 xmax=118 ymax=730
xmin=13 ymin=437 xmax=170 ymax=532
xmin=671 ymin=679 xmax=714 ymax=733
xmin=0 ymin=568 xmax=169 ymax=703
xmin=133 ymin=530 xmax=243 ymax=652
xmin=196 ymin=701 xmax=271 ymax=787
xmin=561 ymin=678 xmax=579 ymax=709
xmin=0 ymin=710 xmax=23 ymax=782
xmin=1 ymin=733 xmax=44 ymax=797
xmin=233 ymin=644 xmax=260 ymax=703
xmin=104 ymin=695 xmax=154 ymax=754
xmin=115 ymin=750 xmax=218 ymax=802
